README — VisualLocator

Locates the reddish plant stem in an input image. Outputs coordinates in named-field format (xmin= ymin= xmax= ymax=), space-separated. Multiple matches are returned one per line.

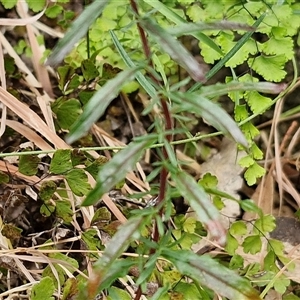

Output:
xmin=152 ymin=100 xmax=173 ymax=242
xmin=130 ymin=0 xmax=152 ymax=65
xmin=130 ymin=1 xmax=173 ymax=299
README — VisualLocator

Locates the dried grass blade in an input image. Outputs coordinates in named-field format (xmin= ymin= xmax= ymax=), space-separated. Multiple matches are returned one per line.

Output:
xmin=0 ymin=37 xmax=7 ymax=138
xmin=6 ymin=120 xmax=54 ymax=151
xmin=0 ymin=31 xmax=40 ymax=87
xmin=0 ymin=87 xmax=69 ymax=149
xmin=36 ymin=94 xmax=56 ymax=132
xmin=17 ymin=2 xmax=53 ymax=96
xmin=0 ymin=9 xmax=44 ymax=26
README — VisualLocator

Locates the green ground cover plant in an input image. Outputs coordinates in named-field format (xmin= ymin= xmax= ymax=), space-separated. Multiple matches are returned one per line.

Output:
xmin=0 ymin=0 xmax=300 ymax=299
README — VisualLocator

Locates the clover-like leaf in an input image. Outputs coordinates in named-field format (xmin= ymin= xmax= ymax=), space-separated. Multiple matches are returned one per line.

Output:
xmin=65 ymin=169 xmax=91 ymax=196
xmin=18 ymin=154 xmax=40 ymax=176
xmin=46 ymin=0 xmax=110 ymax=66
xmin=39 ymin=181 xmax=57 ymax=202
xmin=53 ymin=98 xmax=82 ymax=130
xmin=244 ymin=161 xmax=266 ymax=186
xmin=249 ymin=55 xmax=287 ymax=82
xmin=31 ymin=277 xmax=55 ymax=300
xmin=242 ymin=235 xmax=262 ymax=254
xmin=50 ymin=149 xmax=72 ymax=174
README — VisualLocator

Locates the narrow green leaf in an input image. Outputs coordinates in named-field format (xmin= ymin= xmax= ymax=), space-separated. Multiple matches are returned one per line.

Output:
xmin=190 ymin=14 xmax=266 ymax=91
xmin=110 ymin=30 xmax=157 ymax=98
xmin=66 ymin=68 xmax=139 ymax=144
xmin=99 ymin=260 xmax=136 ymax=292
xmin=144 ymin=0 xmax=222 ymax=55
xmin=240 ymin=200 xmax=262 ymax=216
xmin=172 ymin=170 xmax=226 ymax=246
xmin=140 ymin=17 xmax=206 ymax=82
xmin=200 ymin=81 xmax=287 ymax=98
xmin=171 ymin=92 xmax=248 ymax=147
xmin=162 ymin=249 xmax=262 ymax=300
xmin=168 ymin=21 xmax=254 ymax=37
xmin=46 ymin=0 xmax=110 ymax=66
xmin=49 ymin=149 xmax=72 ymax=174
xmin=204 ymin=188 xmax=239 ymax=201
xmin=82 ymin=138 xmax=155 ymax=206
xmin=86 ymin=217 xmax=147 ymax=298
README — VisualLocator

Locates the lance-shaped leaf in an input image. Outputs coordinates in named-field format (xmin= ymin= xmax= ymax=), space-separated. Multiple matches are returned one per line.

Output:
xmin=66 ymin=68 xmax=139 ymax=144
xmin=140 ymin=17 xmax=206 ymax=82
xmin=189 ymin=14 xmax=265 ymax=91
xmin=171 ymin=92 xmax=248 ymax=147
xmin=144 ymin=0 xmax=222 ymax=55
xmin=199 ymin=81 xmax=287 ymax=98
xmin=46 ymin=0 xmax=109 ymax=66
xmin=167 ymin=21 xmax=254 ymax=37
xmin=162 ymin=249 xmax=261 ymax=300
xmin=86 ymin=216 xmax=147 ymax=298
xmin=172 ymin=170 xmax=226 ymax=246
xmin=82 ymin=138 xmax=155 ymax=206
xmin=110 ymin=30 xmax=157 ymax=98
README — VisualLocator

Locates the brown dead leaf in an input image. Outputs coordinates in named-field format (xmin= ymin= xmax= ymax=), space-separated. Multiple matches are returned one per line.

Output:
xmin=0 ymin=87 xmax=68 ymax=149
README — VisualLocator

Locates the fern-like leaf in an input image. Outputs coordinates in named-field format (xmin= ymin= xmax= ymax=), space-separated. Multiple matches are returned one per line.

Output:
xmin=249 ymin=55 xmax=287 ymax=82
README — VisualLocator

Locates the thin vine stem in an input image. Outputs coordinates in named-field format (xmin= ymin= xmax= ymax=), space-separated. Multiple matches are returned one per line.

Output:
xmin=0 ymin=132 xmax=222 ymax=158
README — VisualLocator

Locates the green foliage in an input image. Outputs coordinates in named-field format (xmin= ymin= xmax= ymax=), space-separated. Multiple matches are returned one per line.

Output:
xmin=0 ymin=171 xmax=9 ymax=184
xmin=50 ymin=149 xmax=73 ymax=174
xmin=2 ymin=0 xmax=298 ymax=299
xmin=31 ymin=277 xmax=55 ymax=300
xmin=82 ymin=138 xmax=156 ymax=206
xmin=39 ymin=181 xmax=57 ymax=201
xmin=107 ymin=286 xmax=131 ymax=300
xmin=26 ymin=0 xmax=46 ymax=12
xmin=45 ymin=4 xmax=63 ymax=19
xmin=65 ymin=169 xmax=91 ymax=196
xmin=18 ymin=152 xmax=40 ymax=176
xmin=51 ymin=97 xmax=82 ymax=130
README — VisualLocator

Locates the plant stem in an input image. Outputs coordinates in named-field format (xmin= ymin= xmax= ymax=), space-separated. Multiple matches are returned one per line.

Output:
xmin=129 ymin=1 xmax=174 ymax=299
